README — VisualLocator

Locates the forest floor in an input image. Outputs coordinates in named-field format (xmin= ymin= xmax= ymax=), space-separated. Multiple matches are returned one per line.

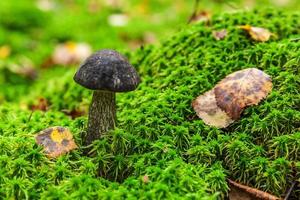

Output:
xmin=0 ymin=0 xmax=299 ymax=199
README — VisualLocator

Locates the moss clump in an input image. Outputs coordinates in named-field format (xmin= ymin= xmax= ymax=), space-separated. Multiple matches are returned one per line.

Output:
xmin=0 ymin=8 xmax=300 ymax=199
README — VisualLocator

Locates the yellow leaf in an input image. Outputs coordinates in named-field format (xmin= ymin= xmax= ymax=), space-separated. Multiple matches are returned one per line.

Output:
xmin=52 ymin=42 xmax=91 ymax=65
xmin=36 ymin=126 xmax=77 ymax=158
xmin=65 ymin=41 xmax=77 ymax=53
xmin=0 ymin=45 xmax=11 ymax=59
xmin=239 ymin=25 xmax=273 ymax=42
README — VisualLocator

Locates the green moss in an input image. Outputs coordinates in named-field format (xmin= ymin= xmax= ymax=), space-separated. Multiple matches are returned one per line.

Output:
xmin=0 ymin=8 xmax=300 ymax=199
xmin=0 ymin=0 xmax=48 ymax=31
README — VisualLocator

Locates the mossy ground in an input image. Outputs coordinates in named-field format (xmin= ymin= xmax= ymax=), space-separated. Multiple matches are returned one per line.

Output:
xmin=0 ymin=1 xmax=300 ymax=200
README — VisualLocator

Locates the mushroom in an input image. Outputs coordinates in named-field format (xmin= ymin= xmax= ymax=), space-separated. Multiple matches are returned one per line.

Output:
xmin=74 ymin=49 xmax=140 ymax=146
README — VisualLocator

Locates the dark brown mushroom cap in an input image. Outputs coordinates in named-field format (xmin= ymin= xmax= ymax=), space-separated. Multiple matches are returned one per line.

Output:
xmin=74 ymin=49 xmax=140 ymax=92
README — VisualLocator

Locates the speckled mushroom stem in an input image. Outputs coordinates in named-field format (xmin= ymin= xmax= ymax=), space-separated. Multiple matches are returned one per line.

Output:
xmin=85 ymin=90 xmax=116 ymax=146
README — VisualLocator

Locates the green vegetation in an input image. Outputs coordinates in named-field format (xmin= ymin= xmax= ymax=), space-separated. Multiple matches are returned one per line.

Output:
xmin=0 ymin=0 xmax=300 ymax=199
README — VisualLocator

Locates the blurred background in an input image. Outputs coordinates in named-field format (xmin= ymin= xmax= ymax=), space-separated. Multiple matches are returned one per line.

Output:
xmin=0 ymin=0 xmax=299 ymax=104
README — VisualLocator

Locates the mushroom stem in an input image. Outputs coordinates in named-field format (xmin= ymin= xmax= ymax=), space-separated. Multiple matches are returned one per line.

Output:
xmin=85 ymin=90 xmax=116 ymax=146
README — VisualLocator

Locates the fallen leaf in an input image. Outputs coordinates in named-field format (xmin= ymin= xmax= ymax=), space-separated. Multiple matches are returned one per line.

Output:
xmin=41 ymin=57 xmax=55 ymax=68
xmin=35 ymin=126 xmax=77 ymax=158
xmin=239 ymin=25 xmax=273 ymax=42
xmin=0 ymin=45 xmax=11 ymax=59
xmin=61 ymin=109 xmax=85 ymax=119
xmin=142 ymin=175 xmax=149 ymax=184
xmin=228 ymin=179 xmax=281 ymax=200
xmin=15 ymin=66 xmax=38 ymax=80
xmin=36 ymin=0 xmax=56 ymax=11
xmin=274 ymin=0 xmax=291 ymax=6
xmin=214 ymin=68 xmax=272 ymax=120
xmin=192 ymin=68 xmax=272 ymax=128
xmin=143 ymin=32 xmax=157 ymax=44
xmin=52 ymin=42 xmax=92 ymax=65
xmin=108 ymin=14 xmax=129 ymax=27
xmin=189 ymin=11 xmax=211 ymax=24
xmin=119 ymin=32 xmax=156 ymax=50
xmin=30 ymin=98 xmax=49 ymax=111
xmin=88 ymin=0 xmax=102 ymax=13
xmin=213 ymin=29 xmax=227 ymax=40
xmin=136 ymin=0 xmax=149 ymax=15
xmin=104 ymin=0 xmax=123 ymax=8
xmin=192 ymin=90 xmax=234 ymax=128
xmin=8 ymin=57 xmax=38 ymax=80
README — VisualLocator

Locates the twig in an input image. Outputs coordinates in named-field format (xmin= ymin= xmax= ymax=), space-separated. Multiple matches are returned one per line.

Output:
xmin=188 ymin=0 xmax=200 ymax=23
xmin=27 ymin=110 xmax=34 ymax=122
xmin=224 ymin=1 xmax=239 ymax=10
xmin=284 ymin=181 xmax=296 ymax=200
xmin=228 ymin=179 xmax=281 ymax=200
xmin=290 ymin=38 xmax=300 ymax=42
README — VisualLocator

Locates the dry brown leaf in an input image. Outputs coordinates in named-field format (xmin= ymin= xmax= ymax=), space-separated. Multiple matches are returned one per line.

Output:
xmin=143 ymin=32 xmax=157 ymax=44
xmin=88 ymin=0 xmax=102 ymax=13
xmin=31 ymin=98 xmax=48 ymax=111
xmin=228 ymin=179 xmax=282 ymax=200
xmin=35 ymin=126 xmax=77 ymax=158
xmin=30 ymin=97 xmax=49 ymax=111
xmin=189 ymin=11 xmax=211 ymax=24
xmin=192 ymin=90 xmax=234 ymax=128
xmin=61 ymin=109 xmax=85 ymax=119
xmin=8 ymin=57 xmax=38 ymax=80
xmin=41 ymin=57 xmax=55 ymax=68
xmin=239 ymin=25 xmax=273 ymax=42
xmin=15 ymin=66 xmax=38 ymax=80
xmin=142 ymin=175 xmax=149 ymax=184
xmin=214 ymin=68 xmax=272 ymax=120
xmin=213 ymin=29 xmax=227 ymax=40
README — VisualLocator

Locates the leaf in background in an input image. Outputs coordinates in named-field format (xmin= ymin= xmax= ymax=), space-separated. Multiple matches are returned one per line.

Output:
xmin=36 ymin=0 xmax=56 ymax=11
xmin=16 ymin=57 xmax=37 ymax=79
xmin=143 ymin=32 xmax=157 ymax=44
xmin=213 ymin=29 xmax=227 ymax=40
xmin=108 ymin=13 xmax=129 ymax=27
xmin=228 ymin=179 xmax=281 ymax=200
xmin=192 ymin=90 xmax=233 ymax=128
xmin=52 ymin=42 xmax=92 ymax=66
xmin=239 ymin=25 xmax=273 ymax=42
xmin=142 ymin=175 xmax=149 ymax=184
xmin=189 ymin=11 xmax=211 ymax=24
xmin=136 ymin=0 xmax=149 ymax=15
xmin=0 ymin=45 xmax=11 ymax=59
xmin=30 ymin=97 xmax=49 ymax=111
xmin=120 ymin=31 xmax=157 ymax=50
xmin=88 ymin=0 xmax=102 ymax=13
xmin=104 ymin=0 xmax=123 ymax=8
xmin=8 ymin=57 xmax=38 ymax=80
xmin=61 ymin=108 xmax=85 ymax=119
xmin=35 ymin=126 xmax=77 ymax=158
xmin=214 ymin=68 xmax=272 ymax=120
